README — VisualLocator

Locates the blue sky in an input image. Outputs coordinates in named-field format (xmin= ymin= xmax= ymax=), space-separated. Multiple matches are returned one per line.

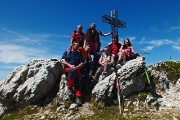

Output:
xmin=0 ymin=0 xmax=180 ymax=81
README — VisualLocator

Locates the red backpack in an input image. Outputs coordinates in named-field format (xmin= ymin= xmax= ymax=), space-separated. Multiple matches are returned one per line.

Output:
xmin=72 ymin=30 xmax=85 ymax=47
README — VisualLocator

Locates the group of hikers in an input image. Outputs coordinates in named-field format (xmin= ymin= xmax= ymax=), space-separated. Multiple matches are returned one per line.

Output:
xmin=60 ymin=23 xmax=140 ymax=106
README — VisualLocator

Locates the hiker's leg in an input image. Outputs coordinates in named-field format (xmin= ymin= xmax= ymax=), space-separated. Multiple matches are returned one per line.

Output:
xmin=74 ymin=69 xmax=82 ymax=97
xmin=93 ymin=66 xmax=103 ymax=85
xmin=64 ymin=68 xmax=76 ymax=88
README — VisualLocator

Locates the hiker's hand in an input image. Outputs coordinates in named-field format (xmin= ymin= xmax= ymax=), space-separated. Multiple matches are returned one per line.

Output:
xmin=100 ymin=63 xmax=104 ymax=67
xmin=135 ymin=52 xmax=138 ymax=54
xmin=69 ymin=65 xmax=75 ymax=68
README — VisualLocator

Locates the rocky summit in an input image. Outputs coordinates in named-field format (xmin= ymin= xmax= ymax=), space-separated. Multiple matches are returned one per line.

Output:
xmin=0 ymin=58 xmax=63 ymax=116
xmin=0 ymin=57 xmax=180 ymax=119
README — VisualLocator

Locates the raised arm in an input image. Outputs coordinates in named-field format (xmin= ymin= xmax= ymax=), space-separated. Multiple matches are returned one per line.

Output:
xmin=130 ymin=46 xmax=137 ymax=54
xmin=97 ymin=30 xmax=112 ymax=37
xmin=119 ymin=44 xmax=124 ymax=51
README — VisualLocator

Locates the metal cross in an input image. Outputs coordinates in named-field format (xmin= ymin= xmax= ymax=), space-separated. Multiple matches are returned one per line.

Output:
xmin=102 ymin=10 xmax=126 ymax=41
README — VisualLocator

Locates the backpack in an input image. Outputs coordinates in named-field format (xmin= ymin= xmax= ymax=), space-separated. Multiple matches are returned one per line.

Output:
xmin=72 ymin=30 xmax=85 ymax=47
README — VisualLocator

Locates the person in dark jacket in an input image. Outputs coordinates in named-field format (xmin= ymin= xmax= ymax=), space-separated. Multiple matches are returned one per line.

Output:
xmin=61 ymin=41 xmax=84 ymax=106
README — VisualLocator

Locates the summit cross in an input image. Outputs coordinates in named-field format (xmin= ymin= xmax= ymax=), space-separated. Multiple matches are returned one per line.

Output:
xmin=102 ymin=10 xmax=126 ymax=41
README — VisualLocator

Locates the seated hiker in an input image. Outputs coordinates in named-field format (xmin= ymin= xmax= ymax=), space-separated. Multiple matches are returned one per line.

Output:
xmin=93 ymin=46 xmax=115 ymax=86
xmin=78 ymin=44 xmax=92 ymax=94
xmin=119 ymin=38 xmax=140 ymax=63
xmin=70 ymin=24 xmax=85 ymax=48
xmin=61 ymin=41 xmax=84 ymax=106
xmin=106 ymin=35 xmax=122 ymax=64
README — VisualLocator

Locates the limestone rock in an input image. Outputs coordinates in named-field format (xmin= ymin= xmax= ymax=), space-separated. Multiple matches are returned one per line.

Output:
xmin=92 ymin=57 xmax=147 ymax=101
xmin=0 ymin=58 xmax=63 ymax=116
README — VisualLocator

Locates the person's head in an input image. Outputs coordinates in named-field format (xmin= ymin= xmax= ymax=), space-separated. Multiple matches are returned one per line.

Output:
xmin=91 ymin=23 xmax=96 ymax=29
xmin=77 ymin=25 xmax=83 ymax=32
xmin=104 ymin=46 xmax=111 ymax=54
xmin=85 ymin=28 xmax=98 ymax=42
xmin=124 ymin=38 xmax=132 ymax=46
xmin=112 ymin=35 xmax=118 ymax=43
xmin=72 ymin=41 xmax=79 ymax=51
xmin=85 ymin=44 xmax=92 ymax=52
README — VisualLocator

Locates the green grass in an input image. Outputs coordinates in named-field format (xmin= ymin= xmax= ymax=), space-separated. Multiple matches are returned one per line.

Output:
xmin=1 ymin=106 xmax=38 ymax=120
xmin=152 ymin=61 xmax=180 ymax=84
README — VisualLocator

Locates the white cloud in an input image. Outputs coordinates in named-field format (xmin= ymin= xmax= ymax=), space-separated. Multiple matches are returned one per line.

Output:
xmin=142 ymin=37 xmax=146 ymax=41
xmin=1 ymin=27 xmax=70 ymax=45
xmin=0 ymin=65 xmax=18 ymax=69
xmin=166 ymin=26 xmax=180 ymax=33
xmin=0 ymin=44 xmax=56 ymax=64
xmin=170 ymin=26 xmax=180 ymax=31
xmin=119 ymin=36 xmax=137 ymax=43
xmin=141 ymin=39 xmax=173 ymax=46
xmin=141 ymin=46 xmax=154 ymax=51
xmin=127 ymin=36 xmax=136 ymax=41
xmin=172 ymin=45 xmax=180 ymax=52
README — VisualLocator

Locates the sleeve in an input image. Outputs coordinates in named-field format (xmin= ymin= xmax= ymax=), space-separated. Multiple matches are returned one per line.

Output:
xmin=111 ymin=54 xmax=115 ymax=63
xmin=97 ymin=30 xmax=102 ymax=35
xmin=79 ymin=53 xmax=84 ymax=64
xmin=98 ymin=54 xmax=103 ymax=63
xmin=61 ymin=51 xmax=67 ymax=61
xmin=71 ymin=32 xmax=75 ymax=38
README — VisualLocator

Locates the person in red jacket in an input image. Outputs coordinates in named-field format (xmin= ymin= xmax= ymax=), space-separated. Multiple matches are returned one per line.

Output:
xmin=70 ymin=24 xmax=85 ymax=48
xmin=107 ymin=35 xmax=122 ymax=63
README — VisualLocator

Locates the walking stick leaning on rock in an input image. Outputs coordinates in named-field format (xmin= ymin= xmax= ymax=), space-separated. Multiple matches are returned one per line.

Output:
xmin=144 ymin=67 xmax=162 ymax=98
xmin=114 ymin=64 xmax=123 ymax=115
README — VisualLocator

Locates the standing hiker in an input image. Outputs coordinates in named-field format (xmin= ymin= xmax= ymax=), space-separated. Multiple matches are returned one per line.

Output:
xmin=84 ymin=23 xmax=112 ymax=77
xmin=70 ymin=24 xmax=85 ymax=48
xmin=90 ymin=23 xmax=112 ymax=51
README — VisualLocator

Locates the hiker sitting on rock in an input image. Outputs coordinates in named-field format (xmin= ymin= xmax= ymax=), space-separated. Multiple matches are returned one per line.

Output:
xmin=93 ymin=46 xmax=114 ymax=86
xmin=119 ymin=38 xmax=140 ymax=64
xmin=106 ymin=35 xmax=122 ymax=64
xmin=61 ymin=41 xmax=84 ymax=106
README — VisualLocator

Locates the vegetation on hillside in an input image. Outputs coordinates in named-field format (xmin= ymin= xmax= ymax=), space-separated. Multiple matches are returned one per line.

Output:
xmin=150 ymin=61 xmax=180 ymax=84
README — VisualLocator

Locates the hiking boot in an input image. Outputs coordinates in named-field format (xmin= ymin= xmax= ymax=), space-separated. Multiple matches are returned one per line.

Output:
xmin=102 ymin=72 xmax=107 ymax=79
xmin=76 ymin=97 xmax=82 ymax=107
xmin=67 ymin=88 xmax=74 ymax=96
xmin=117 ymin=58 xmax=123 ymax=64
xmin=121 ymin=61 xmax=126 ymax=65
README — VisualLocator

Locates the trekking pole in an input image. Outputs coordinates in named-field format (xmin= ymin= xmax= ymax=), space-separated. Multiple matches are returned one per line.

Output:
xmin=144 ymin=67 xmax=156 ymax=97
xmin=114 ymin=64 xmax=123 ymax=115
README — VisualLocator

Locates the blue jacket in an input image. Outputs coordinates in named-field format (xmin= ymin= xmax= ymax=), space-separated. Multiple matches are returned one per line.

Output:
xmin=61 ymin=50 xmax=84 ymax=66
